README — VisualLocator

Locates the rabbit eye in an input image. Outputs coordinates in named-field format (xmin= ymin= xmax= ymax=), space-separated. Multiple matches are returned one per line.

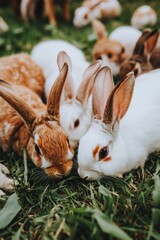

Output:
xmin=121 ymin=47 xmax=125 ymax=53
xmin=134 ymin=68 xmax=139 ymax=76
xmin=108 ymin=53 xmax=112 ymax=59
xmin=99 ymin=146 xmax=109 ymax=160
xmin=74 ymin=119 xmax=80 ymax=128
xmin=35 ymin=144 xmax=41 ymax=155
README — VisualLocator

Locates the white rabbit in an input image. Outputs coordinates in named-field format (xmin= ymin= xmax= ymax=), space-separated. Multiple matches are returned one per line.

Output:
xmin=73 ymin=0 xmax=121 ymax=27
xmin=78 ymin=67 xmax=160 ymax=180
xmin=131 ymin=5 xmax=157 ymax=29
xmin=31 ymin=41 xmax=102 ymax=148
xmin=92 ymin=19 xmax=141 ymax=75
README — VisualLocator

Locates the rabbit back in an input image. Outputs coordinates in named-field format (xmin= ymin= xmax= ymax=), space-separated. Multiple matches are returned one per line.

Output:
xmin=0 ymin=53 xmax=45 ymax=97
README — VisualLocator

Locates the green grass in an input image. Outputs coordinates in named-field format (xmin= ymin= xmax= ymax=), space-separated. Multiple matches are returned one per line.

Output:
xmin=0 ymin=1 xmax=160 ymax=239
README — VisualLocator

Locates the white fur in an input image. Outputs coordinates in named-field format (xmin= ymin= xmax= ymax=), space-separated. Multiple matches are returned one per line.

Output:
xmin=78 ymin=69 xmax=160 ymax=180
xmin=73 ymin=0 xmax=121 ymax=27
xmin=31 ymin=40 xmax=89 ymax=97
xmin=31 ymin=40 xmax=95 ymax=148
xmin=109 ymin=26 xmax=141 ymax=56
xmin=101 ymin=55 xmax=120 ymax=76
xmin=131 ymin=5 xmax=157 ymax=29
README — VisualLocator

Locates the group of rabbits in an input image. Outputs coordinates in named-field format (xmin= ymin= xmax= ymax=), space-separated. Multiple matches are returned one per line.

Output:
xmin=1 ymin=2 xmax=160 ymax=195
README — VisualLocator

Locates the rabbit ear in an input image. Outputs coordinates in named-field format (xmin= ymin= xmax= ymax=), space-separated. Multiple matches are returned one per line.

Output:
xmin=57 ymin=51 xmax=74 ymax=100
xmin=47 ymin=63 xmax=68 ymax=118
xmin=92 ymin=19 xmax=107 ymax=40
xmin=76 ymin=60 xmax=102 ymax=106
xmin=0 ymin=79 xmax=37 ymax=129
xmin=144 ymin=29 xmax=159 ymax=59
xmin=92 ymin=66 xmax=114 ymax=119
xmin=103 ymin=72 xmax=135 ymax=129
xmin=133 ymin=29 xmax=159 ymax=59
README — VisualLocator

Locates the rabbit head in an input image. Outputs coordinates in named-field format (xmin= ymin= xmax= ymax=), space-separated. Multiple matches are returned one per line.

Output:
xmin=0 ymin=64 xmax=74 ymax=179
xmin=73 ymin=0 xmax=101 ymax=27
xmin=92 ymin=19 xmax=127 ymax=76
xmin=57 ymin=51 xmax=102 ymax=148
xmin=119 ymin=29 xmax=159 ymax=79
xmin=78 ymin=67 xmax=135 ymax=180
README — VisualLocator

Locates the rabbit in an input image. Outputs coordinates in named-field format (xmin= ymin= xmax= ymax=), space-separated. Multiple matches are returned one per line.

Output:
xmin=77 ymin=66 xmax=160 ymax=181
xmin=0 ymin=63 xmax=74 ymax=195
xmin=73 ymin=0 xmax=121 ymax=27
xmin=31 ymin=41 xmax=102 ymax=148
xmin=0 ymin=53 xmax=45 ymax=98
xmin=131 ymin=5 xmax=157 ymax=30
xmin=20 ymin=0 xmax=70 ymax=25
xmin=92 ymin=19 xmax=141 ymax=75
xmin=119 ymin=29 xmax=160 ymax=79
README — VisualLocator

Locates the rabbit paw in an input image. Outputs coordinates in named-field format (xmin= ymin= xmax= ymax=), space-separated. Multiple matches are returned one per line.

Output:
xmin=0 ymin=163 xmax=15 ymax=191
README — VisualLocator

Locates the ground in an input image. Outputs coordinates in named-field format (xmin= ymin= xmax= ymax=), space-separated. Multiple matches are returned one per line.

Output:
xmin=0 ymin=0 xmax=160 ymax=239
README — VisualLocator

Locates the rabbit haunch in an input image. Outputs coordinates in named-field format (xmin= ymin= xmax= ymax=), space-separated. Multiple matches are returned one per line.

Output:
xmin=0 ymin=53 xmax=45 ymax=98
xmin=0 ymin=63 xmax=74 ymax=190
xmin=31 ymin=42 xmax=102 ymax=148
xmin=78 ymin=67 xmax=160 ymax=180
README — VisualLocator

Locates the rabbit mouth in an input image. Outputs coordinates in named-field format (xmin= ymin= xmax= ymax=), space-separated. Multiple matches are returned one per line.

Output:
xmin=44 ymin=160 xmax=73 ymax=179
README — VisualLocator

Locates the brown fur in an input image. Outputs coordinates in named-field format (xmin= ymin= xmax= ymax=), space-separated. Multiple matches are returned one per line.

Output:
xmin=92 ymin=20 xmax=127 ymax=64
xmin=0 ymin=54 xmax=45 ymax=98
xmin=93 ymin=145 xmax=100 ymax=158
xmin=0 ymin=63 xmax=74 ymax=179
xmin=20 ymin=0 xmax=70 ymax=25
xmin=120 ymin=29 xmax=159 ymax=79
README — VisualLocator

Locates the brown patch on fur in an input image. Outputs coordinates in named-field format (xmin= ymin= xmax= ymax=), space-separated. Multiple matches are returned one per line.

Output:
xmin=103 ymin=156 xmax=111 ymax=161
xmin=93 ymin=145 xmax=100 ymax=158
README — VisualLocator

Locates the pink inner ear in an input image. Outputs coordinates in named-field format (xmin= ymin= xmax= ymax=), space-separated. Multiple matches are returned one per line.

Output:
xmin=63 ymin=72 xmax=74 ymax=100
xmin=93 ymin=66 xmax=114 ymax=119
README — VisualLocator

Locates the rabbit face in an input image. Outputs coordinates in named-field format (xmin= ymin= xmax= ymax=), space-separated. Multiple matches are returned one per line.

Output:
xmin=60 ymin=99 xmax=92 ymax=148
xmin=78 ymin=120 xmax=114 ymax=180
xmin=27 ymin=118 xmax=74 ymax=179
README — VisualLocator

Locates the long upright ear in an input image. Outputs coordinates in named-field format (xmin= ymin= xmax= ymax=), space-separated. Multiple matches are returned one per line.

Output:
xmin=57 ymin=51 xmax=74 ymax=100
xmin=103 ymin=72 xmax=135 ymax=128
xmin=144 ymin=29 xmax=159 ymax=59
xmin=47 ymin=63 xmax=68 ymax=119
xmin=92 ymin=66 xmax=114 ymax=119
xmin=0 ymin=79 xmax=37 ymax=129
xmin=133 ymin=29 xmax=159 ymax=60
xmin=76 ymin=60 xmax=102 ymax=106
xmin=92 ymin=19 xmax=107 ymax=40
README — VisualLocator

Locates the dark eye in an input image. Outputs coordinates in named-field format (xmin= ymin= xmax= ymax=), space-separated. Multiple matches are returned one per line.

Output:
xmin=35 ymin=144 xmax=41 ymax=155
xmin=67 ymin=137 xmax=70 ymax=145
xmin=99 ymin=146 xmax=109 ymax=160
xmin=121 ymin=47 xmax=125 ymax=53
xmin=74 ymin=119 xmax=80 ymax=128
xmin=108 ymin=53 xmax=112 ymax=58
xmin=134 ymin=68 xmax=139 ymax=76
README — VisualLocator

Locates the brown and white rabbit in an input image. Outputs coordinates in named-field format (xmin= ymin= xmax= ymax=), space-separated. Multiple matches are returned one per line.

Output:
xmin=20 ymin=0 xmax=70 ymax=25
xmin=92 ymin=19 xmax=141 ymax=75
xmin=0 ymin=53 xmax=45 ymax=98
xmin=119 ymin=29 xmax=159 ymax=79
xmin=0 ymin=63 xmax=74 ymax=195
